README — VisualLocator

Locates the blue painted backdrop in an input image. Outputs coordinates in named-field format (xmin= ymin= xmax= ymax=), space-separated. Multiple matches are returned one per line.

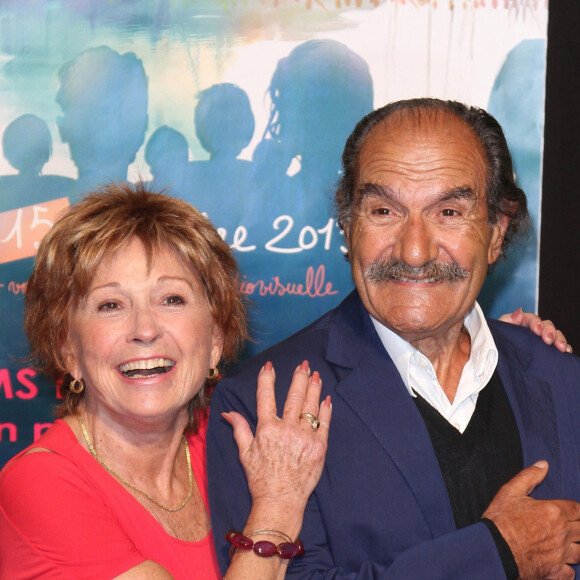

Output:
xmin=0 ymin=0 xmax=548 ymax=466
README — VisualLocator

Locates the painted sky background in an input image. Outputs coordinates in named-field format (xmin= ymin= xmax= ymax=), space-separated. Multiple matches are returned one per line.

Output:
xmin=0 ymin=1 xmax=547 ymax=173
xmin=0 ymin=0 xmax=548 ymax=465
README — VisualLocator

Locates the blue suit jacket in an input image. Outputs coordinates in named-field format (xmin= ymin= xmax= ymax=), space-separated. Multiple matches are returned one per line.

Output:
xmin=208 ymin=291 xmax=580 ymax=579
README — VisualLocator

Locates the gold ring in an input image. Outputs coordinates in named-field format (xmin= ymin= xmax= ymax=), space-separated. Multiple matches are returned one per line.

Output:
xmin=300 ymin=413 xmax=320 ymax=431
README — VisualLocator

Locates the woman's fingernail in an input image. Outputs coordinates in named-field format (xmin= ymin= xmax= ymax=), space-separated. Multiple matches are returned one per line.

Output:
xmin=295 ymin=360 xmax=309 ymax=374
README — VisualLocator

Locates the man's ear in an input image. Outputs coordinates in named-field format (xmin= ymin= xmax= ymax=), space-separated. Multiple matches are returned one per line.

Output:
xmin=336 ymin=191 xmax=350 ymax=239
xmin=341 ymin=218 xmax=349 ymax=243
xmin=488 ymin=214 xmax=510 ymax=265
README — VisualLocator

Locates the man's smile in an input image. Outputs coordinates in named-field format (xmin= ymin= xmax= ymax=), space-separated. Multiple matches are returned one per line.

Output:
xmin=396 ymin=276 xmax=441 ymax=284
xmin=364 ymin=259 xmax=469 ymax=285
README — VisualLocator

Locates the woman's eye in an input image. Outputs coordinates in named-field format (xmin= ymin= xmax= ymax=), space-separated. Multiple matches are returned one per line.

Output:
xmin=98 ymin=302 xmax=119 ymax=311
xmin=164 ymin=295 xmax=185 ymax=305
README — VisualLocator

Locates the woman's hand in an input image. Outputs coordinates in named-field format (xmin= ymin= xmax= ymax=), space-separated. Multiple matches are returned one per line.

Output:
xmin=221 ymin=366 xmax=331 ymax=580
xmin=222 ymin=360 xmax=331 ymax=509
xmin=499 ymin=308 xmax=572 ymax=353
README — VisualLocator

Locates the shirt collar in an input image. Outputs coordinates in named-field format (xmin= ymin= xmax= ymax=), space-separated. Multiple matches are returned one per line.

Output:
xmin=370 ymin=301 xmax=498 ymax=399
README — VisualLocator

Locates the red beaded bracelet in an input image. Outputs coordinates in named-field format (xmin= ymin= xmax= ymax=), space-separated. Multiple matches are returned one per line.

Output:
xmin=226 ymin=530 xmax=305 ymax=560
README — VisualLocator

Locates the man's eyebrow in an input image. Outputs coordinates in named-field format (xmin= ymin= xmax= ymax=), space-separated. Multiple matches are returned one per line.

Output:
xmin=356 ymin=183 xmax=396 ymax=203
xmin=439 ymin=186 xmax=477 ymax=202
xmin=355 ymin=184 xmax=478 ymax=209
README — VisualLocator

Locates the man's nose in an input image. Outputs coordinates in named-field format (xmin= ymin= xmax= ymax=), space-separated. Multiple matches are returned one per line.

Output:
xmin=130 ymin=306 xmax=162 ymax=344
xmin=394 ymin=215 xmax=438 ymax=267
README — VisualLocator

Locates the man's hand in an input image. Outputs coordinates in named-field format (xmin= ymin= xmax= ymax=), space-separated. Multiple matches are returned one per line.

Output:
xmin=500 ymin=308 xmax=573 ymax=353
xmin=483 ymin=461 xmax=580 ymax=579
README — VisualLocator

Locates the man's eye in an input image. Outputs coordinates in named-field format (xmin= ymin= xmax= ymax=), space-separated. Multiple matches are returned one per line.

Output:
xmin=98 ymin=302 xmax=119 ymax=311
xmin=372 ymin=207 xmax=392 ymax=216
xmin=441 ymin=208 xmax=460 ymax=217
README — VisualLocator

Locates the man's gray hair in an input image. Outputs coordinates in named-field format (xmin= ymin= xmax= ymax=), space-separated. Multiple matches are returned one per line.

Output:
xmin=336 ymin=98 xmax=531 ymax=264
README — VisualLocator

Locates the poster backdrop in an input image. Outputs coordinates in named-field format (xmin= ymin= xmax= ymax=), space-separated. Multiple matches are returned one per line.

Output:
xmin=0 ymin=0 xmax=548 ymax=466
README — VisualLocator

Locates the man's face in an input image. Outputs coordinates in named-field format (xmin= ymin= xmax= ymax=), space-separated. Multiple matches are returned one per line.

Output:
xmin=346 ymin=110 xmax=508 ymax=345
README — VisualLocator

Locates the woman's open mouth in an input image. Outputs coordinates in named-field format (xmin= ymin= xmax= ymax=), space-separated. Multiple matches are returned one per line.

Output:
xmin=118 ymin=358 xmax=175 ymax=378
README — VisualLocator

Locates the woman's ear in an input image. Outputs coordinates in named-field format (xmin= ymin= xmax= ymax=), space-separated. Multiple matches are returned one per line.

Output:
xmin=210 ymin=325 xmax=224 ymax=369
xmin=61 ymin=338 xmax=79 ymax=379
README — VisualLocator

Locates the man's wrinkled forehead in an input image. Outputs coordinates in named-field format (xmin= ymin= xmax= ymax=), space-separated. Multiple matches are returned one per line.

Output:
xmin=365 ymin=106 xmax=480 ymax=147
xmin=354 ymin=107 xmax=488 ymax=195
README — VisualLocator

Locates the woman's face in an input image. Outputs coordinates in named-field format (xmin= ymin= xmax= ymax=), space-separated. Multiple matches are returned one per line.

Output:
xmin=63 ymin=238 xmax=223 ymax=427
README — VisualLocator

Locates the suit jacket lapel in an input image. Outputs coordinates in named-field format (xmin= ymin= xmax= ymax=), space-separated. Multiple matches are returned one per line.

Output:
xmin=490 ymin=321 xmax=561 ymax=499
xmin=326 ymin=292 xmax=457 ymax=537
xmin=324 ymin=296 xmax=563 ymax=533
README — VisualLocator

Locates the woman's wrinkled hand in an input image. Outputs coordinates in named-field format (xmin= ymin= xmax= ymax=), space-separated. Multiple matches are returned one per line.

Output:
xmin=499 ymin=308 xmax=572 ymax=353
xmin=221 ymin=360 xmax=331 ymax=508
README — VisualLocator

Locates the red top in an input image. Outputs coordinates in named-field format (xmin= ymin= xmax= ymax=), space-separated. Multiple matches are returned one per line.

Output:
xmin=0 ymin=417 xmax=221 ymax=579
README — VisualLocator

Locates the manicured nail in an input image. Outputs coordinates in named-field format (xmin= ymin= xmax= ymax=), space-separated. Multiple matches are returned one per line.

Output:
xmin=295 ymin=360 xmax=309 ymax=374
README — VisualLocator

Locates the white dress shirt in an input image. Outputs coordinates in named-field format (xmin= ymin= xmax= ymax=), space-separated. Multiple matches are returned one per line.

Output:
xmin=370 ymin=302 xmax=498 ymax=433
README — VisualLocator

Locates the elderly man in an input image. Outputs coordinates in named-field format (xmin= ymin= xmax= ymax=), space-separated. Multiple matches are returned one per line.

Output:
xmin=208 ymin=99 xmax=580 ymax=579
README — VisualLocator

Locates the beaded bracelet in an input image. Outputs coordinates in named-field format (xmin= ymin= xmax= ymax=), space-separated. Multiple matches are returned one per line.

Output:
xmin=226 ymin=530 xmax=305 ymax=560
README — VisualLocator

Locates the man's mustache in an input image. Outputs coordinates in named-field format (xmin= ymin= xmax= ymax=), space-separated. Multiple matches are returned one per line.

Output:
xmin=365 ymin=259 xmax=469 ymax=283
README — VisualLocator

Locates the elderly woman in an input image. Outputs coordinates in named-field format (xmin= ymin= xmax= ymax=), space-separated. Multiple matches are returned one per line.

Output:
xmin=0 ymin=182 xmax=331 ymax=579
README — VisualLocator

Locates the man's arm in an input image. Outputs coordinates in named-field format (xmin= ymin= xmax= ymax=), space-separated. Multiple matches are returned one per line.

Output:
xmin=208 ymin=375 xmax=505 ymax=579
xmin=209 ymin=367 xmax=580 ymax=580
xmin=290 ymin=465 xmax=580 ymax=580
xmin=483 ymin=462 xmax=580 ymax=580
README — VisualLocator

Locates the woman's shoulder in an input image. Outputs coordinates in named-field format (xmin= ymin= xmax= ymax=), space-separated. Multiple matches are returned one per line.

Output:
xmin=0 ymin=422 xmax=149 ymax=579
xmin=0 ymin=419 xmax=75 ymax=475
xmin=0 ymin=419 xmax=103 ymax=525
xmin=4 ymin=418 xmax=77 ymax=462
xmin=1 ymin=419 xmax=76 ymax=478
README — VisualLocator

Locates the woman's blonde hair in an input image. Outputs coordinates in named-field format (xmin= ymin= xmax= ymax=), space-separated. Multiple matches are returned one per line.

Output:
xmin=25 ymin=181 xmax=247 ymax=431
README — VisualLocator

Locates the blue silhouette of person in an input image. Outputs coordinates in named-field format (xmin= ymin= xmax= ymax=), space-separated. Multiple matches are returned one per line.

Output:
xmin=257 ymin=39 xmax=373 ymax=222
xmin=3 ymin=114 xmax=51 ymax=177
xmin=479 ymin=39 xmax=545 ymax=317
xmin=237 ymin=40 xmax=374 ymax=355
xmin=0 ymin=114 xmax=73 ymax=442
xmin=0 ymin=114 xmax=74 ymax=211
xmin=186 ymin=83 xmax=255 ymax=230
xmin=56 ymin=46 xmax=148 ymax=202
xmin=145 ymin=125 xmax=189 ymax=197
xmin=251 ymin=138 xmax=293 ymax=185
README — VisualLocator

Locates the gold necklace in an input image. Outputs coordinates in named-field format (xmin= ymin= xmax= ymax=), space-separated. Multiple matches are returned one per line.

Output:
xmin=78 ymin=415 xmax=193 ymax=513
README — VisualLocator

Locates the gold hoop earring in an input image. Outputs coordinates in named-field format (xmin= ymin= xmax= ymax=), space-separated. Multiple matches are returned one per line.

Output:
xmin=207 ymin=367 xmax=219 ymax=380
xmin=70 ymin=378 xmax=85 ymax=394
